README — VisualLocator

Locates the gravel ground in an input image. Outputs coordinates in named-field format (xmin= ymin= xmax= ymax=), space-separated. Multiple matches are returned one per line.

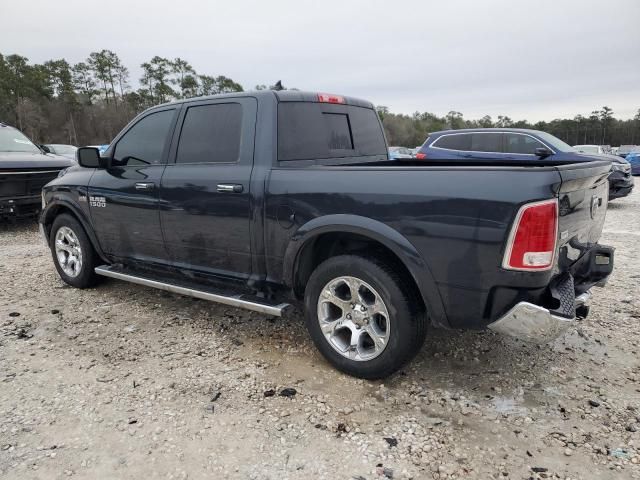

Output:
xmin=1 ymin=188 xmax=639 ymax=480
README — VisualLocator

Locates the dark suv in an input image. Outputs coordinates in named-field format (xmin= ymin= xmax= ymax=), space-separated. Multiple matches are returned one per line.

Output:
xmin=415 ymin=128 xmax=634 ymax=200
xmin=0 ymin=123 xmax=72 ymax=218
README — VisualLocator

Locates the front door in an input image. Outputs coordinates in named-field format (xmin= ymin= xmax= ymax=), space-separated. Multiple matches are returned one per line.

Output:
xmin=160 ymin=98 xmax=256 ymax=279
xmin=89 ymin=107 xmax=178 ymax=263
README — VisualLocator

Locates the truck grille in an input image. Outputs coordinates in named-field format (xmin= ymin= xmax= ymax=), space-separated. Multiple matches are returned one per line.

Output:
xmin=0 ymin=169 xmax=63 ymax=198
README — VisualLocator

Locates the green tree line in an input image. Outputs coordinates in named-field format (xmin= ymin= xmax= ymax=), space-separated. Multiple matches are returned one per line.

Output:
xmin=0 ymin=50 xmax=244 ymax=145
xmin=1 ymin=50 xmax=639 ymax=148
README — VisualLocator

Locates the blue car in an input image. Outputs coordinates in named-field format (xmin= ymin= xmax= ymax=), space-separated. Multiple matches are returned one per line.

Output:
xmin=415 ymin=128 xmax=634 ymax=200
xmin=627 ymin=152 xmax=640 ymax=176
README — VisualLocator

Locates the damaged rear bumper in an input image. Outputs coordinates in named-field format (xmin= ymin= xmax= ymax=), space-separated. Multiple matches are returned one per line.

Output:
xmin=488 ymin=292 xmax=590 ymax=343
xmin=488 ymin=244 xmax=614 ymax=343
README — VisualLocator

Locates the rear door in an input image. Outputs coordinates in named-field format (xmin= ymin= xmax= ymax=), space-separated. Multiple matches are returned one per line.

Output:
xmin=89 ymin=107 xmax=178 ymax=262
xmin=160 ymin=97 xmax=257 ymax=279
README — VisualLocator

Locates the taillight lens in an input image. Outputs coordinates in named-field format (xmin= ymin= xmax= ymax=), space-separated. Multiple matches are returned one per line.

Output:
xmin=317 ymin=93 xmax=345 ymax=104
xmin=503 ymin=199 xmax=558 ymax=271
xmin=415 ymin=152 xmax=427 ymax=160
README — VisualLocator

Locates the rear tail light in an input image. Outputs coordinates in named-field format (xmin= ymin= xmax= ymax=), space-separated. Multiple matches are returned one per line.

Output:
xmin=502 ymin=199 xmax=558 ymax=271
xmin=317 ymin=93 xmax=345 ymax=104
xmin=415 ymin=152 xmax=427 ymax=160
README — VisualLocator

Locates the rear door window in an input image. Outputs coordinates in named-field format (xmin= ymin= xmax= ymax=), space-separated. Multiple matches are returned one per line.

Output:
xmin=176 ymin=103 xmax=242 ymax=164
xmin=470 ymin=133 xmax=502 ymax=153
xmin=505 ymin=133 xmax=545 ymax=154
xmin=278 ymin=103 xmax=386 ymax=161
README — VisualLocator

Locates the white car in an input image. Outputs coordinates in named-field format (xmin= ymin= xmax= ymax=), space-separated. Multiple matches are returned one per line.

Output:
xmin=573 ymin=144 xmax=606 ymax=155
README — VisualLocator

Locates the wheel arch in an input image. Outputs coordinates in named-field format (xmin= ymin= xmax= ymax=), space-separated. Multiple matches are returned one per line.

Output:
xmin=41 ymin=199 xmax=108 ymax=263
xmin=283 ymin=214 xmax=447 ymax=327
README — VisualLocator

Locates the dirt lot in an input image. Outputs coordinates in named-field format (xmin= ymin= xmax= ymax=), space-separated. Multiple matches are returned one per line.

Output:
xmin=1 ymin=189 xmax=639 ymax=480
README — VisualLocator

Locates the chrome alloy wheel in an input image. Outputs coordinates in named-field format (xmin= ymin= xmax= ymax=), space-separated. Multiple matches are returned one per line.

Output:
xmin=54 ymin=226 xmax=83 ymax=277
xmin=317 ymin=276 xmax=390 ymax=361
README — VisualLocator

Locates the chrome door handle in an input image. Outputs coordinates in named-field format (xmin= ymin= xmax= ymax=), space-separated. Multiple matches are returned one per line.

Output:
xmin=217 ymin=184 xmax=243 ymax=193
xmin=135 ymin=182 xmax=155 ymax=190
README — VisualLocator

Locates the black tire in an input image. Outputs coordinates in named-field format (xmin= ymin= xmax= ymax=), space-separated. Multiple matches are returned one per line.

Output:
xmin=304 ymin=255 xmax=427 ymax=379
xmin=50 ymin=214 xmax=102 ymax=288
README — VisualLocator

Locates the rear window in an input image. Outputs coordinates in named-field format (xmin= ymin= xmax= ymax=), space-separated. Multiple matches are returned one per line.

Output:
xmin=278 ymin=102 xmax=386 ymax=162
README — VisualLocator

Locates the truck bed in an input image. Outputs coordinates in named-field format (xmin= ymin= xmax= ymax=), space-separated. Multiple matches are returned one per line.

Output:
xmin=265 ymin=160 xmax=612 ymax=329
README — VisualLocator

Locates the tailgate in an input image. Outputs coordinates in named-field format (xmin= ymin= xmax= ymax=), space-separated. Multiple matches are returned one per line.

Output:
xmin=555 ymin=161 xmax=611 ymax=268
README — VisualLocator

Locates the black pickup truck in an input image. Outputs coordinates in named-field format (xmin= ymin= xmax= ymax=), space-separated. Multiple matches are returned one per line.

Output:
xmin=39 ymin=90 xmax=614 ymax=378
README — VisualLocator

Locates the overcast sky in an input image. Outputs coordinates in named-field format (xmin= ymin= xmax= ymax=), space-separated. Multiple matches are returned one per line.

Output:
xmin=2 ymin=0 xmax=639 ymax=121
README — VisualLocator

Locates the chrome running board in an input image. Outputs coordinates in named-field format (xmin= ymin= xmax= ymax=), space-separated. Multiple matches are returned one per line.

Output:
xmin=94 ymin=265 xmax=289 ymax=317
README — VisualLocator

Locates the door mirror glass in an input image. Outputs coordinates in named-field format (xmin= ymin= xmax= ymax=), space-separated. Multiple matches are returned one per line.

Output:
xmin=535 ymin=147 xmax=552 ymax=158
xmin=77 ymin=147 xmax=102 ymax=168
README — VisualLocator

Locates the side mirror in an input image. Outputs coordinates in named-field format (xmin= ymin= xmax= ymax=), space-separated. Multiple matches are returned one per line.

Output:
xmin=40 ymin=145 xmax=51 ymax=154
xmin=76 ymin=147 xmax=102 ymax=168
xmin=535 ymin=147 xmax=552 ymax=158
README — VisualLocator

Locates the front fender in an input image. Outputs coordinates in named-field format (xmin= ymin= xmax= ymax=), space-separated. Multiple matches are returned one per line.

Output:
xmin=40 ymin=197 xmax=108 ymax=263
xmin=283 ymin=214 xmax=447 ymax=327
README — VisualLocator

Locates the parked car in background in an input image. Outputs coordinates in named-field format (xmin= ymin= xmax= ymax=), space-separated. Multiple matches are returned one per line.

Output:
xmin=617 ymin=145 xmax=639 ymax=158
xmin=626 ymin=151 xmax=640 ymax=175
xmin=388 ymin=146 xmax=413 ymax=160
xmin=43 ymin=144 xmax=77 ymax=160
xmin=39 ymin=90 xmax=614 ymax=378
xmin=415 ymin=128 xmax=634 ymax=200
xmin=573 ymin=144 xmax=606 ymax=155
xmin=0 ymin=123 xmax=72 ymax=218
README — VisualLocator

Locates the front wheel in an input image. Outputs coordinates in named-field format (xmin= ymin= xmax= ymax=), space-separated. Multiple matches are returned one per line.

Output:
xmin=304 ymin=255 xmax=427 ymax=379
xmin=50 ymin=214 xmax=101 ymax=288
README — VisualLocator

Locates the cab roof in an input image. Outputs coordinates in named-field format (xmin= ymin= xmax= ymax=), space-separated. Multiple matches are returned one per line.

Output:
xmin=160 ymin=90 xmax=374 ymax=109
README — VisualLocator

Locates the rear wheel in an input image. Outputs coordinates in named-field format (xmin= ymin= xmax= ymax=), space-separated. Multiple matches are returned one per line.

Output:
xmin=50 ymin=214 xmax=101 ymax=288
xmin=304 ymin=255 xmax=426 ymax=379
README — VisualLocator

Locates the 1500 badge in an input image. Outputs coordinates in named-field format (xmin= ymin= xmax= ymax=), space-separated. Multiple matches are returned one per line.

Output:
xmin=89 ymin=196 xmax=106 ymax=208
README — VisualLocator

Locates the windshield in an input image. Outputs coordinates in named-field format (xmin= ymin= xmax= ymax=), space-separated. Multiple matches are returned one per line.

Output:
xmin=574 ymin=145 xmax=599 ymax=154
xmin=535 ymin=132 xmax=575 ymax=152
xmin=49 ymin=144 xmax=77 ymax=155
xmin=0 ymin=127 xmax=40 ymax=154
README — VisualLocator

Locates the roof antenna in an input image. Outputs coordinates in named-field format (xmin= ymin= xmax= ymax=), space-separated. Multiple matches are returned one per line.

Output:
xmin=272 ymin=80 xmax=284 ymax=91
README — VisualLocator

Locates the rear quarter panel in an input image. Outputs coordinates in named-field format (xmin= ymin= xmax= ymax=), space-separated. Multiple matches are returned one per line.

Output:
xmin=265 ymin=165 xmax=564 ymax=328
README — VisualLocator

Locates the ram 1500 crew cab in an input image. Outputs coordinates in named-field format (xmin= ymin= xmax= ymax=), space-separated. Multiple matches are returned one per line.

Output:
xmin=39 ymin=90 xmax=614 ymax=379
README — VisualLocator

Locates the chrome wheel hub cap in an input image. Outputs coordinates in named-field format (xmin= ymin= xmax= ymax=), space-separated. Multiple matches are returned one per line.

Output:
xmin=317 ymin=276 xmax=390 ymax=361
xmin=54 ymin=226 xmax=83 ymax=278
